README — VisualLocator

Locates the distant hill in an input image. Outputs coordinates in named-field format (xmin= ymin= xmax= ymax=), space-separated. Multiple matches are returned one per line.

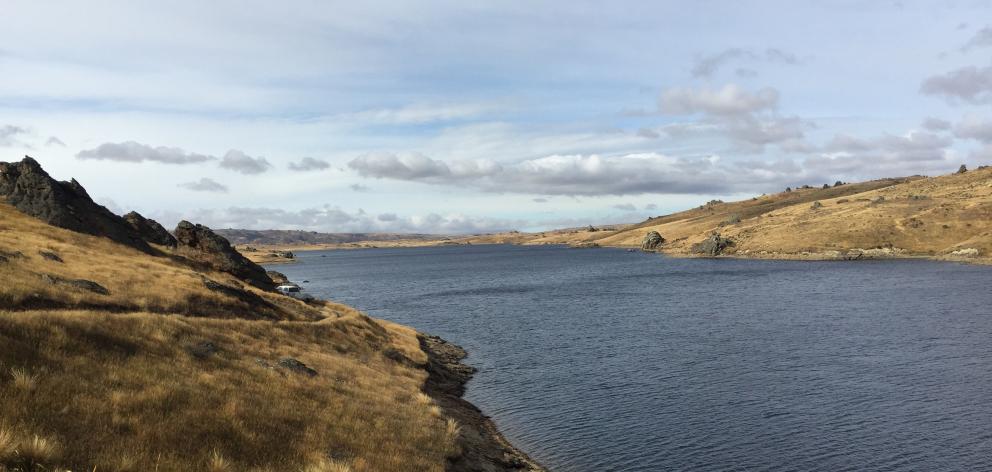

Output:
xmin=215 ymin=228 xmax=442 ymax=246
xmin=454 ymin=167 xmax=992 ymax=262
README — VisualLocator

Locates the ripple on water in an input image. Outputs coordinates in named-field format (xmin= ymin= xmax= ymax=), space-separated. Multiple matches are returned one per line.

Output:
xmin=271 ymin=245 xmax=992 ymax=472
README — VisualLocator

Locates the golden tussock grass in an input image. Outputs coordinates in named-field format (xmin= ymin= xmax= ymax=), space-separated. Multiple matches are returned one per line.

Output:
xmin=368 ymin=167 xmax=992 ymax=262
xmin=0 ymin=202 xmax=457 ymax=471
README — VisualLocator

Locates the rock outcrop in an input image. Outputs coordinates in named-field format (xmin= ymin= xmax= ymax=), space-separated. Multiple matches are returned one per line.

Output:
xmin=124 ymin=211 xmax=177 ymax=247
xmin=691 ymin=233 xmax=734 ymax=256
xmin=175 ymin=221 xmax=273 ymax=289
xmin=0 ymin=156 xmax=153 ymax=253
xmin=641 ymin=231 xmax=665 ymax=251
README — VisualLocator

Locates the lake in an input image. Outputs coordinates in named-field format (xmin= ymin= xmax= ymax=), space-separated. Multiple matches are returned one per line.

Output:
xmin=269 ymin=244 xmax=992 ymax=471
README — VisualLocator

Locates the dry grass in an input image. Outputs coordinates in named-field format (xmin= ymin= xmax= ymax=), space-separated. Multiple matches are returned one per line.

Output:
xmin=0 ymin=201 xmax=458 ymax=471
xmin=332 ymin=168 xmax=992 ymax=262
xmin=0 ymin=202 xmax=331 ymax=320
xmin=0 ymin=309 xmax=454 ymax=471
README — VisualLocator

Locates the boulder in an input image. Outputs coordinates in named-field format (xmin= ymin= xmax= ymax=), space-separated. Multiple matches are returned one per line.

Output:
xmin=0 ymin=156 xmax=153 ymax=253
xmin=278 ymin=357 xmax=318 ymax=377
xmin=40 ymin=274 xmax=109 ymax=295
xmin=266 ymin=270 xmax=290 ymax=285
xmin=957 ymin=164 xmax=968 ymax=174
xmin=38 ymin=250 xmax=63 ymax=262
xmin=690 ymin=233 xmax=734 ymax=256
xmin=175 ymin=221 xmax=273 ymax=289
xmin=810 ymin=201 xmax=823 ymax=210
xmin=641 ymin=231 xmax=665 ymax=251
xmin=123 ymin=211 xmax=177 ymax=247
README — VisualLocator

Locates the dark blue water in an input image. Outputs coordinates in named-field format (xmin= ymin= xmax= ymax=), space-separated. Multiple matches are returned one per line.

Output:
xmin=270 ymin=245 xmax=992 ymax=471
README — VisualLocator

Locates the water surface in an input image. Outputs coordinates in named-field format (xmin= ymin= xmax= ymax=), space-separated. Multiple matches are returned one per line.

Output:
xmin=270 ymin=245 xmax=992 ymax=471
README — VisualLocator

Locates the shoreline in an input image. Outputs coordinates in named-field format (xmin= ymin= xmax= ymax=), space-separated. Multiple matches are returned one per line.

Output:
xmin=258 ymin=242 xmax=992 ymax=266
xmin=418 ymin=334 xmax=547 ymax=472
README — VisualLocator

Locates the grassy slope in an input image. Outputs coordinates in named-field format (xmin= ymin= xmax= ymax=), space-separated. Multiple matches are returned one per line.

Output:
xmin=0 ymin=202 xmax=458 ymax=472
xmin=558 ymin=168 xmax=992 ymax=261
xmin=375 ymin=168 xmax=991 ymax=263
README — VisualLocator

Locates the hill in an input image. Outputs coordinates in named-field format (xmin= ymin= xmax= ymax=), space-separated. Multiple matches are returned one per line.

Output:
xmin=0 ymin=157 xmax=543 ymax=472
xmin=286 ymin=167 xmax=992 ymax=264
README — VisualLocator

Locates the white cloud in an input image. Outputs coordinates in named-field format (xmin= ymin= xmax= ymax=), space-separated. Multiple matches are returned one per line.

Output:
xmin=962 ymin=26 xmax=992 ymax=51
xmin=45 ymin=136 xmax=65 ymax=147
xmin=161 ymin=205 xmax=527 ymax=234
xmin=288 ymin=157 xmax=330 ymax=171
xmin=341 ymin=103 xmax=501 ymax=125
xmin=659 ymin=84 xmax=779 ymax=116
xmin=219 ymin=149 xmax=271 ymax=174
xmin=953 ymin=115 xmax=992 ymax=143
xmin=349 ymin=151 xmax=807 ymax=195
xmin=920 ymin=65 xmax=992 ymax=104
xmin=77 ymin=141 xmax=215 ymax=164
xmin=691 ymin=48 xmax=800 ymax=78
xmin=0 ymin=125 xmax=28 ymax=147
xmin=178 ymin=177 xmax=228 ymax=192
xmin=921 ymin=117 xmax=951 ymax=131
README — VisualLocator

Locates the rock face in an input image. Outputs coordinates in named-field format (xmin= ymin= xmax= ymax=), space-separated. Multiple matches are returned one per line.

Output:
xmin=641 ymin=231 xmax=665 ymax=251
xmin=124 ymin=211 xmax=177 ymax=247
xmin=0 ymin=156 xmax=153 ymax=253
xmin=175 ymin=221 xmax=272 ymax=289
xmin=691 ymin=233 xmax=734 ymax=256
xmin=266 ymin=270 xmax=290 ymax=285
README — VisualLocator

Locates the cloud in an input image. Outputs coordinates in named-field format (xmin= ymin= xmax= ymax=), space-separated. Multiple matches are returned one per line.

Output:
xmin=288 ymin=157 xmax=330 ymax=171
xmin=644 ymin=203 xmax=658 ymax=210
xmin=342 ymin=103 xmax=500 ymax=125
xmin=0 ymin=125 xmax=28 ymax=147
xmin=806 ymin=130 xmax=954 ymax=175
xmin=953 ymin=115 xmax=992 ymax=143
xmin=349 ymin=151 xmax=808 ymax=195
xmin=659 ymin=84 xmax=779 ymax=116
xmin=162 ymin=205 xmax=527 ymax=234
xmin=45 ymin=136 xmax=66 ymax=147
xmin=532 ymin=198 xmax=549 ymax=203
xmin=724 ymin=114 xmax=807 ymax=151
xmin=612 ymin=203 xmax=637 ymax=211
xmin=219 ymin=149 xmax=271 ymax=174
xmin=691 ymin=48 xmax=800 ymax=78
xmin=349 ymin=183 xmax=371 ymax=192
xmin=636 ymin=127 xmax=660 ymax=138
xmin=921 ymin=117 xmax=951 ymax=131
xmin=349 ymin=151 xmax=502 ymax=182
xmin=654 ymin=84 xmax=808 ymax=152
xmin=77 ymin=141 xmax=215 ymax=164
xmin=178 ymin=178 xmax=228 ymax=192
xmin=920 ymin=65 xmax=992 ymax=104
xmin=962 ymin=26 xmax=992 ymax=51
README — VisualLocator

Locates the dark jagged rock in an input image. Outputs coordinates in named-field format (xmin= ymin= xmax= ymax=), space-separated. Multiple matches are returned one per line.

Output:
xmin=38 ymin=250 xmax=63 ymax=262
xmin=641 ymin=231 xmax=665 ymax=251
xmin=0 ymin=156 xmax=153 ymax=253
xmin=40 ymin=274 xmax=109 ymax=295
xmin=278 ymin=357 xmax=318 ymax=377
xmin=266 ymin=270 xmax=290 ymax=285
xmin=188 ymin=341 xmax=220 ymax=359
xmin=175 ymin=221 xmax=273 ymax=289
xmin=691 ymin=233 xmax=734 ymax=256
xmin=957 ymin=164 xmax=968 ymax=174
xmin=124 ymin=211 xmax=177 ymax=247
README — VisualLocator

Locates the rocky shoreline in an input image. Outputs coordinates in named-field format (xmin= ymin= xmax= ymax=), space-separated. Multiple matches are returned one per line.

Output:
xmin=419 ymin=334 xmax=547 ymax=472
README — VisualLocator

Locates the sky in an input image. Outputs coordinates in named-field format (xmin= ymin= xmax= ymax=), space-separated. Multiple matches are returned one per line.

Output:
xmin=2 ymin=0 xmax=992 ymax=233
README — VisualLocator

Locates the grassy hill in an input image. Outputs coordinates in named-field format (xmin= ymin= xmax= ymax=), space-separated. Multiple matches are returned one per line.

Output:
xmin=0 ymin=201 xmax=461 ymax=471
xmin=0 ymin=184 xmax=544 ymax=471
xmin=380 ymin=167 xmax=990 ymax=263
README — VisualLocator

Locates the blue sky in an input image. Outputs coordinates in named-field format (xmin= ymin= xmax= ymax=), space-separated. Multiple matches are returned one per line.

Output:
xmin=2 ymin=0 xmax=991 ymax=233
